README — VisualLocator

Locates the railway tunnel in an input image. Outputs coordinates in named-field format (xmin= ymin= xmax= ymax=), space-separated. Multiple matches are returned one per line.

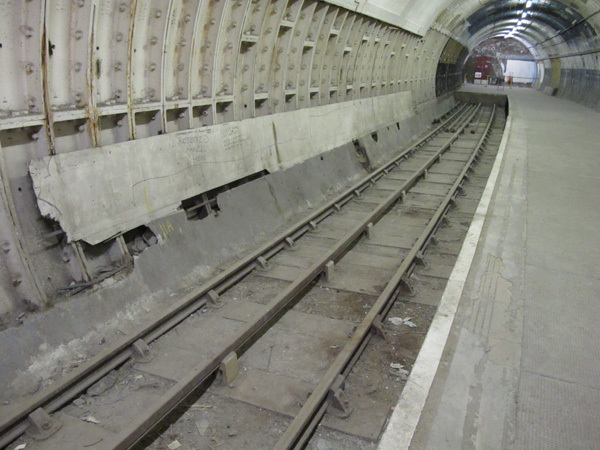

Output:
xmin=0 ymin=0 xmax=599 ymax=448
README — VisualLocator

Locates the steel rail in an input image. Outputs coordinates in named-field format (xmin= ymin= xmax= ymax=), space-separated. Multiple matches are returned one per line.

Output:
xmin=444 ymin=105 xmax=470 ymax=133
xmin=101 ymin=104 xmax=483 ymax=450
xmin=275 ymin=105 xmax=497 ymax=449
xmin=446 ymin=103 xmax=477 ymax=132
xmin=0 ymin=104 xmax=467 ymax=449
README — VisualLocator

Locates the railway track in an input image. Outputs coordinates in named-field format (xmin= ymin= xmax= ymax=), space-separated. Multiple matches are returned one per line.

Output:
xmin=1 ymin=102 xmax=502 ymax=449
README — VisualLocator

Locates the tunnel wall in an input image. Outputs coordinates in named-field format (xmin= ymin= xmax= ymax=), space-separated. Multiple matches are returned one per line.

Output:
xmin=435 ymin=38 xmax=468 ymax=96
xmin=0 ymin=0 xmax=451 ymax=321
xmin=551 ymin=53 xmax=600 ymax=110
xmin=538 ymin=35 xmax=600 ymax=110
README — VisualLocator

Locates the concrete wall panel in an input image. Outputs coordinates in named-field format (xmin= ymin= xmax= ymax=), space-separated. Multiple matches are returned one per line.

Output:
xmin=30 ymin=91 xmax=413 ymax=245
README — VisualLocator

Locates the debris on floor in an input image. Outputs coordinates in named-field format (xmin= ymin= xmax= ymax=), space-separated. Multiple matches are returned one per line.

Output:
xmin=387 ymin=317 xmax=417 ymax=327
xmin=81 ymin=415 xmax=100 ymax=424
xmin=167 ymin=440 xmax=181 ymax=450
xmin=389 ymin=363 xmax=410 ymax=379
xmin=195 ymin=420 xmax=209 ymax=436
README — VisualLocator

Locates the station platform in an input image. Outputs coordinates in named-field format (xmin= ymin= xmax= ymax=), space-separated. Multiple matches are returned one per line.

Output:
xmin=379 ymin=86 xmax=600 ymax=449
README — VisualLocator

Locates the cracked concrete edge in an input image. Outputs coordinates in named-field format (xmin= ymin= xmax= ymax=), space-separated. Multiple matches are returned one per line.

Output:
xmin=378 ymin=114 xmax=513 ymax=450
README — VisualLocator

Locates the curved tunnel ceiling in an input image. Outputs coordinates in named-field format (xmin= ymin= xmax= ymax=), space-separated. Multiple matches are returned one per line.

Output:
xmin=434 ymin=0 xmax=600 ymax=58
xmin=466 ymin=18 xmax=559 ymax=57
xmin=466 ymin=0 xmax=595 ymax=39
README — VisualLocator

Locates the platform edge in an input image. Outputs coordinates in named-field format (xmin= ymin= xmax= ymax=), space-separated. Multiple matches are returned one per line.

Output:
xmin=377 ymin=114 xmax=513 ymax=450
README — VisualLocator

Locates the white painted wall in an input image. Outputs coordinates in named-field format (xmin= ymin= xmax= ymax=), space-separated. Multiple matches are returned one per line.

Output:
xmin=504 ymin=60 xmax=537 ymax=83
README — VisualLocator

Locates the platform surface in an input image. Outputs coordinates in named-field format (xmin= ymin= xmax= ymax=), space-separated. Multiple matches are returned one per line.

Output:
xmin=380 ymin=85 xmax=600 ymax=449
